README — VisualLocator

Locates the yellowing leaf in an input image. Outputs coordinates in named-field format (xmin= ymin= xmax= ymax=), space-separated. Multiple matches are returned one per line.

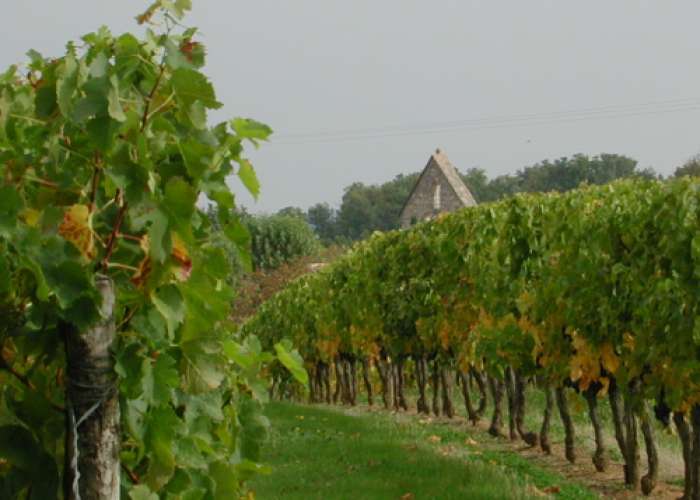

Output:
xmin=600 ymin=342 xmax=620 ymax=374
xmin=131 ymin=235 xmax=153 ymax=288
xmin=438 ymin=322 xmax=450 ymax=350
xmin=58 ymin=204 xmax=95 ymax=259
xmin=568 ymin=333 xmax=599 ymax=391
xmin=171 ymin=233 xmax=192 ymax=281
xmin=131 ymin=255 xmax=152 ymax=289
xmin=21 ymin=208 xmax=41 ymax=227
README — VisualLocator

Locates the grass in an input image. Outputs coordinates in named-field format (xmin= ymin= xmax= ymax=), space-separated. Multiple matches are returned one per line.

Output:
xmin=355 ymin=381 xmax=684 ymax=482
xmin=249 ymin=401 xmax=597 ymax=500
xmin=512 ymin=386 xmax=683 ymax=478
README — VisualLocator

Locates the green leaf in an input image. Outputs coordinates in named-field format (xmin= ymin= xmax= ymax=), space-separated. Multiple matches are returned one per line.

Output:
xmin=86 ymin=115 xmax=120 ymax=151
xmin=35 ymin=83 xmax=57 ymax=119
xmin=164 ymin=177 xmax=197 ymax=223
xmin=152 ymin=353 xmax=179 ymax=405
xmin=208 ymin=462 xmax=239 ymax=500
xmin=143 ymin=407 xmax=180 ymax=490
xmin=187 ymin=101 xmax=207 ymax=130
xmin=181 ymin=339 xmax=226 ymax=393
xmin=114 ymin=33 xmax=141 ymax=78
xmin=129 ymin=485 xmax=159 ymax=500
xmin=274 ymin=339 xmax=308 ymax=386
xmin=56 ymin=53 xmax=79 ymax=116
xmin=70 ymin=76 xmax=109 ymax=123
xmin=222 ymin=219 xmax=252 ymax=272
xmin=171 ymin=68 xmax=221 ymax=110
xmin=107 ymin=76 xmax=127 ymax=122
xmin=151 ymin=285 xmax=185 ymax=338
xmin=43 ymin=260 xmax=96 ymax=310
xmin=89 ymin=52 xmax=109 ymax=77
xmin=115 ymin=343 xmax=148 ymax=399
xmin=238 ymin=397 xmax=269 ymax=461
xmin=232 ymin=118 xmax=272 ymax=142
xmin=207 ymin=188 xmax=234 ymax=210
xmin=222 ymin=340 xmax=255 ymax=370
xmin=179 ymin=139 xmax=212 ymax=179
xmin=183 ymin=391 xmax=224 ymax=423
xmin=237 ymin=159 xmax=260 ymax=199
xmin=173 ymin=437 xmax=208 ymax=469
xmin=0 ymin=186 xmax=23 ymax=236
xmin=148 ymin=209 xmax=171 ymax=264
xmin=165 ymin=38 xmax=191 ymax=70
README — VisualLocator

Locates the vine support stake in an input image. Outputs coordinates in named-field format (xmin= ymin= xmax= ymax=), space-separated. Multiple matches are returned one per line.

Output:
xmin=64 ymin=276 xmax=119 ymax=500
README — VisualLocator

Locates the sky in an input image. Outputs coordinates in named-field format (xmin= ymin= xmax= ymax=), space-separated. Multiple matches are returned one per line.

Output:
xmin=3 ymin=1 xmax=700 ymax=212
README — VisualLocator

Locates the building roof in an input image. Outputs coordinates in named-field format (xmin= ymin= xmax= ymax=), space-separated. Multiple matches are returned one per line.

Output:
xmin=399 ymin=149 xmax=477 ymax=220
xmin=430 ymin=149 xmax=477 ymax=206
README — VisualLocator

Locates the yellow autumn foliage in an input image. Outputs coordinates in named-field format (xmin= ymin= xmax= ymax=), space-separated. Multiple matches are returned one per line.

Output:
xmin=58 ymin=204 xmax=95 ymax=260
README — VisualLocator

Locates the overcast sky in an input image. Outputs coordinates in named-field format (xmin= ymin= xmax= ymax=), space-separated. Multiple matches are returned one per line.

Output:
xmin=3 ymin=1 xmax=700 ymax=212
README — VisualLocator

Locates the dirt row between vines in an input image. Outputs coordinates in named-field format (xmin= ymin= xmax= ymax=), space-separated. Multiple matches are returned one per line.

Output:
xmin=328 ymin=402 xmax=685 ymax=499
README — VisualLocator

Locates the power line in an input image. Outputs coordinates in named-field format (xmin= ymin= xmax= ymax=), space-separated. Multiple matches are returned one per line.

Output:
xmin=271 ymin=97 xmax=700 ymax=145
xmin=278 ymin=97 xmax=699 ymax=139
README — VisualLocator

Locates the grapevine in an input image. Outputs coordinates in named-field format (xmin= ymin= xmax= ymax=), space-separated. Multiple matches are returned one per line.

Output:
xmin=245 ymin=177 xmax=700 ymax=498
xmin=0 ymin=2 xmax=306 ymax=498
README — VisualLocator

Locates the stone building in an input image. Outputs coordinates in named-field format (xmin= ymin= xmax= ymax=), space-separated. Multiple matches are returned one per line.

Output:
xmin=399 ymin=149 xmax=477 ymax=228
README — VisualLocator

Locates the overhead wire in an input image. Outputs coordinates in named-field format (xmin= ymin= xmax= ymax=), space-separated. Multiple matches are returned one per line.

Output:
xmin=271 ymin=97 xmax=700 ymax=145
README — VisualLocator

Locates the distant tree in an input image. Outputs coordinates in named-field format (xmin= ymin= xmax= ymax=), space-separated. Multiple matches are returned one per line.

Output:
xmin=482 ymin=174 xmax=520 ymax=201
xmin=276 ymin=206 xmax=306 ymax=219
xmin=306 ymin=202 xmax=339 ymax=243
xmin=513 ymin=154 xmax=643 ymax=193
xmin=460 ymin=167 xmax=498 ymax=202
xmin=674 ymin=154 xmax=700 ymax=177
xmin=336 ymin=173 xmax=418 ymax=240
xmin=475 ymin=154 xmax=652 ymax=199
xmin=336 ymin=183 xmax=375 ymax=241
xmin=246 ymin=214 xmax=321 ymax=270
xmin=303 ymin=153 xmax=653 ymax=243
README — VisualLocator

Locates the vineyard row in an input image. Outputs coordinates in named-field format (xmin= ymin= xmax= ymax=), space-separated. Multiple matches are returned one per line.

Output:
xmin=243 ymin=177 xmax=700 ymax=498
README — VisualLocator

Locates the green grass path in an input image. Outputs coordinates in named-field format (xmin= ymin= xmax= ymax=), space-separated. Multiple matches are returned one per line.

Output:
xmin=249 ymin=402 xmax=597 ymax=500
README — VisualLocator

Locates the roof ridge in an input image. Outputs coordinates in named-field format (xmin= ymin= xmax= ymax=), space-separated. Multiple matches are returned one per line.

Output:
xmin=398 ymin=149 xmax=477 ymax=224
xmin=430 ymin=149 xmax=477 ymax=206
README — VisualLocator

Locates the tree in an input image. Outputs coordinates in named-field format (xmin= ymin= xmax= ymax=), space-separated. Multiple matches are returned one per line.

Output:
xmin=515 ymin=154 xmax=643 ymax=193
xmin=460 ymin=167 xmax=496 ymax=203
xmin=474 ymin=154 xmax=653 ymax=202
xmin=276 ymin=205 xmax=306 ymax=219
xmin=336 ymin=173 xmax=418 ymax=240
xmin=246 ymin=214 xmax=321 ymax=270
xmin=306 ymin=202 xmax=339 ymax=244
xmin=674 ymin=154 xmax=700 ymax=177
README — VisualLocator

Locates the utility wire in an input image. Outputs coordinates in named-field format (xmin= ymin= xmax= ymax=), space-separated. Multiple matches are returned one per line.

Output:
xmin=278 ymin=97 xmax=699 ymax=139
xmin=272 ymin=97 xmax=700 ymax=145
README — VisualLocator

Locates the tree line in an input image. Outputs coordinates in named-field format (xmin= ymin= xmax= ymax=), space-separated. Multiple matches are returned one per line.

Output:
xmin=272 ymin=152 xmax=689 ymax=244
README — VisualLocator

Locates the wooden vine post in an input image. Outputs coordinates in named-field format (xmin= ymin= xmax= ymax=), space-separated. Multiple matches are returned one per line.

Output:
xmin=64 ymin=277 xmax=119 ymax=500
